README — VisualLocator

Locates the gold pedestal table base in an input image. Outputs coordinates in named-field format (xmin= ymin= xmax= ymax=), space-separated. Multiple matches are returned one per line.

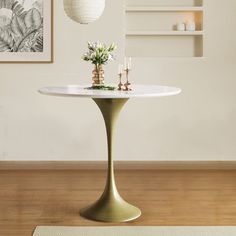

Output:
xmin=80 ymin=98 xmax=141 ymax=222
xmin=39 ymin=85 xmax=181 ymax=222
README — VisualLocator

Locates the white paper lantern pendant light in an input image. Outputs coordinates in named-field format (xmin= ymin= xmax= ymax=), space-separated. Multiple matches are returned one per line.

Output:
xmin=64 ymin=0 xmax=105 ymax=24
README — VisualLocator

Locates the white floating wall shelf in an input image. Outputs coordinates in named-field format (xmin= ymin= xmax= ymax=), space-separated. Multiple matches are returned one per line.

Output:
xmin=126 ymin=6 xmax=204 ymax=12
xmin=126 ymin=31 xmax=204 ymax=36
xmin=125 ymin=1 xmax=204 ymax=58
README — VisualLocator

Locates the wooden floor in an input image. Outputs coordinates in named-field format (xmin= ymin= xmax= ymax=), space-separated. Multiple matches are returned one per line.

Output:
xmin=1 ymin=168 xmax=236 ymax=236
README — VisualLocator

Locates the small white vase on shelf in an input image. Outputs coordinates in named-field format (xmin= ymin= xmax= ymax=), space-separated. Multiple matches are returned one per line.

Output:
xmin=186 ymin=21 xmax=196 ymax=31
xmin=64 ymin=0 xmax=105 ymax=24
xmin=177 ymin=23 xmax=185 ymax=31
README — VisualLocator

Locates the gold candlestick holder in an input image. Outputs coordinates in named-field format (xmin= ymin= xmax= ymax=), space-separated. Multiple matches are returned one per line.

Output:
xmin=124 ymin=68 xmax=132 ymax=91
xmin=118 ymin=73 xmax=124 ymax=91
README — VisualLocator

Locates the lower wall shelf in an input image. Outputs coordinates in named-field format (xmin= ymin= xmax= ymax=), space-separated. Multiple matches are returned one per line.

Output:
xmin=125 ymin=6 xmax=204 ymax=12
xmin=125 ymin=35 xmax=203 ymax=57
xmin=126 ymin=31 xmax=204 ymax=36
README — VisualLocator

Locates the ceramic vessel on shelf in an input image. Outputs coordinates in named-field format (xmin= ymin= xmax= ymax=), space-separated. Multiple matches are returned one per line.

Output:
xmin=186 ymin=21 xmax=196 ymax=31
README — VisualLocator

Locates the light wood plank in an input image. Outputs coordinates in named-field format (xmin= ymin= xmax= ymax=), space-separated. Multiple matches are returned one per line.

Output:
xmin=1 ymin=161 xmax=236 ymax=170
xmin=1 ymin=168 xmax=236 ymax=236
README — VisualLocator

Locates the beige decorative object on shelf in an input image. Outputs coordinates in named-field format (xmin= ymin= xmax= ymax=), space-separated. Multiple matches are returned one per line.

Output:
xmin=63 ymin=0 xmax=105 ymax=24
xmin=177 ymin=23 xmax=186 ymax=31
xmin=186 ymin=20 xmax=196 ymax=31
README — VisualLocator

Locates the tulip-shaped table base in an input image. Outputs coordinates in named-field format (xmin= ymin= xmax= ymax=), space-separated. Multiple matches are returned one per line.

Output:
xmin=80 ymin=98 xmax=141 ymax=222
xmin=39 ymin=85 xmax=181 ymax=222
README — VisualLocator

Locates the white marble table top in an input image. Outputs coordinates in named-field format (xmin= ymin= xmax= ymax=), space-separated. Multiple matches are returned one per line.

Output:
xmin=39 ymin=85 xmax=181 ymax=99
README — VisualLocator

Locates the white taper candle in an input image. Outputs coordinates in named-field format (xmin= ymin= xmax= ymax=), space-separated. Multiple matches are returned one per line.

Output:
xmin=124 ymin=58 xmax=127 ymax=70
xmin=128 ymin=57 xmax=132 ymax=70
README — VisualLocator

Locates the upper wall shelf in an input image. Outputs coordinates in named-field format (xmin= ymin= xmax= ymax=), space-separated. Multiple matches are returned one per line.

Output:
xmin=126 ymin=6 xmax=204 ymax=12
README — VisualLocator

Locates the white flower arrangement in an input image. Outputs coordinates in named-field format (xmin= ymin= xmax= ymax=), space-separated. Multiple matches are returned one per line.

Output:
xmin=82 ymin=41 xmax=116 ymax=66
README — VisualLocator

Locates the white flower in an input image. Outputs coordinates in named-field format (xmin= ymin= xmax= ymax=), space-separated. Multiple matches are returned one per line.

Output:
xmin=82 ymin=41 xmax=117 ymax=65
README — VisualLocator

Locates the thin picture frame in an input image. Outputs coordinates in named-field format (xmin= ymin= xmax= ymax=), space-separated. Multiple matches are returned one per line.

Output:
xmin=0 ymin=0 xmax=53 ymax=63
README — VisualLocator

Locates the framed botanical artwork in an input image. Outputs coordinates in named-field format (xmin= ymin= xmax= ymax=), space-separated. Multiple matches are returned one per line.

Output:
xmin=0 ymin=0 xmax=53 ymax=63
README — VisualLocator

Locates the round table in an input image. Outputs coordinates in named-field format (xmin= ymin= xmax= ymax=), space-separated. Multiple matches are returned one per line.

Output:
xmin=39 ymin=85 xmax=181 ymax=223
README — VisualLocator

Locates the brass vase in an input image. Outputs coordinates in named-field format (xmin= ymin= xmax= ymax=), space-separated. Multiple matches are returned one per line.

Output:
xmin=92 ymin=64 xmax=105 ymax=86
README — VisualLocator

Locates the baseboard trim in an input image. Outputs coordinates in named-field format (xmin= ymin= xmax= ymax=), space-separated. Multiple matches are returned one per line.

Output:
xmin=0 ymin=161 xmax=236 ymax=170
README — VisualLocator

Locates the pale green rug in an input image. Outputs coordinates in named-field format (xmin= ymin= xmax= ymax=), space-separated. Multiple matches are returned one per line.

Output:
xmin=33 ymin=226 xmax=236 ymax=236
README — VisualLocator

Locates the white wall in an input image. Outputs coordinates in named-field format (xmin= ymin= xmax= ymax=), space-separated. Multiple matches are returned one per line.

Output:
xmin=0 ymin=0 xmax=236 ymax=161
